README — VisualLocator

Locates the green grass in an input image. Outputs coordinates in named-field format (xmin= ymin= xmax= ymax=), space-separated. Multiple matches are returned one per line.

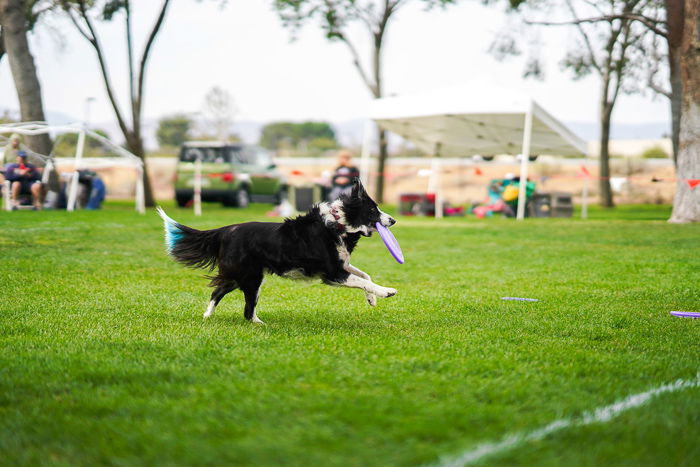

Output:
xmin=1 ymin=202 xmax=698 ymax=466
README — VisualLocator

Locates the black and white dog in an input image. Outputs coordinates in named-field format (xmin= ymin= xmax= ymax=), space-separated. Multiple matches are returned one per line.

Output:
xmin=157 ymin=179 xmax=397 ymax=323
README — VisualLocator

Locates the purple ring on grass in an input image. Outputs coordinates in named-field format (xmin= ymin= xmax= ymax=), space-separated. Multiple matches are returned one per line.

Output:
xmin=670 ymin=311 xmax=700 ymax=319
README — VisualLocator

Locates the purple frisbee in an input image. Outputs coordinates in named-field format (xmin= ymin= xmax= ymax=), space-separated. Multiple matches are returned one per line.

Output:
xmin=670 ymin=311 xmax=700 ymax=319
xmin=376 ymin=222 xmax=404 ymax=264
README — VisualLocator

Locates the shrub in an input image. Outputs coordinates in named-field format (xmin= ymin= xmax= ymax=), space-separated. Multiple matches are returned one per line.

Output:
xmin=641 ymin=145 xmax=669 ymax=159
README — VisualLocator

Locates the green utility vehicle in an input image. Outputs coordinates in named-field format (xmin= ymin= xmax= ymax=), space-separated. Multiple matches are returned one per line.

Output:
xmin=174 ymin=142 xmax=286 ymax=208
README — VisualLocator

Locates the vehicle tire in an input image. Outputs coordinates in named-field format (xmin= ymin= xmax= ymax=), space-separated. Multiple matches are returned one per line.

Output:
xmin=176 ymin=192 xmax=192 ymax=207
xmin=274 ymin=186 xmax=288 ymax=205
xmin=235 ymin=189 xmax=250 ymax=208
xmin=224 ymin=188 xmax=250 ymax=208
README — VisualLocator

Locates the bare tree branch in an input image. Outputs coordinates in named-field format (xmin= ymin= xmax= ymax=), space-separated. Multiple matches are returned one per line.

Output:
xmin=564 ymin=0 xmax=602 ymax=75
xmin=609 ymin=30 xmax=630 ymax=106
xmin=125 ymin=1 xmax=135 ymax=108
xmin=134 ymin=0 xmax=171 ymax=131
xmin=525 ymin=13 xmax=667 ymax=38
xmin=347 ymin=1 xmax=375 ymax=31
xmin=647 ymin=76 xmax=671 ymax=98
xmin=645 ymin=30 xmax=672 ymax=98
xmin=73 ymin=0 xmax=130 ymax=139
xmin=0 ymin=27 xmax=5 ymax=63
xmin=336 ymin=31 xmax=377 ymax=94
xmin=61 ymin=5 xmax=93 ymax=43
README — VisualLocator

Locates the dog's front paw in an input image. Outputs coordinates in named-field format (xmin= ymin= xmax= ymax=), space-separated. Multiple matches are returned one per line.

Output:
xmin=366 ymin=293 xmax=377 ymax=306
xmin=377 ymin=287 xmax=397 ymax=298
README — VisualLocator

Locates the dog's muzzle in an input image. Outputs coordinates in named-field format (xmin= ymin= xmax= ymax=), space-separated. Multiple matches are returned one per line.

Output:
xmin=380 ymin=215 xmax=396 ymax=227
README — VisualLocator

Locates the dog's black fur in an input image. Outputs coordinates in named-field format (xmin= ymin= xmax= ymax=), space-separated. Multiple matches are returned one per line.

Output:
xmin=158 ymin=179 xmax=396 ymax=322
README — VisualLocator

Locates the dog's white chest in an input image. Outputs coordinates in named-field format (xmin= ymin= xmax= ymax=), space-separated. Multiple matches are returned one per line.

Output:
xmin=337 ymin=243 xmax=350 ymax=265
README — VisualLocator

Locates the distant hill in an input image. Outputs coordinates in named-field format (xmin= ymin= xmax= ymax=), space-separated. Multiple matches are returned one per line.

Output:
xmin=565 ymin=121 xmax=671 ymax=141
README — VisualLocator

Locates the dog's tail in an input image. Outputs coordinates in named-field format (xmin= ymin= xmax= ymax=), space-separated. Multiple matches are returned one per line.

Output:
xmin=156 ymin=207 xmax=222 ymax=270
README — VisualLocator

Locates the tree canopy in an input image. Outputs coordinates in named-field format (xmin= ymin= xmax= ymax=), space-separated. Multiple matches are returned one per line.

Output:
xmin=259 ymin=121 xmax=337 ymax=152
xmin=157 ymin=114 xmax=193 ymax=148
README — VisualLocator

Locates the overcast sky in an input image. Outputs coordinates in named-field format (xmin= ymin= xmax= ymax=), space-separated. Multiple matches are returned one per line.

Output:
xmin=0 ymin=1 xmax=670 ymax=130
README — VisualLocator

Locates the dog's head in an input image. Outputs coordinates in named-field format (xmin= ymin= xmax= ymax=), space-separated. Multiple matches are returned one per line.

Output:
xmin=336 ymin=178 xmax=396 ymax=237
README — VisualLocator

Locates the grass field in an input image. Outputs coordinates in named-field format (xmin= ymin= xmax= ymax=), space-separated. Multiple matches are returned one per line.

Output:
xmin=1 ymin=202 xmax=699 ymax=466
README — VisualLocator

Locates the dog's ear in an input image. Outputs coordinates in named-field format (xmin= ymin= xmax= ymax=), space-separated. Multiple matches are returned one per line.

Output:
xmin=351 ymin=177 xmax=366 ymax=198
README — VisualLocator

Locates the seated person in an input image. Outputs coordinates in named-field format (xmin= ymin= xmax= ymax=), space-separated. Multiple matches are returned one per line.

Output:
xmin=5 ymin=151 xmax=43 ymax=210
xmin=501 ymin=176 xmax=536 ymax=217
xmin=329 ymin=150 xmax=360 ymax=201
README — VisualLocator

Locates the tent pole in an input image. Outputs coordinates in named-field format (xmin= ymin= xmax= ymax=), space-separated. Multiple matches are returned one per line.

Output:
xmin=41 ymin=159 xmax=53 ymax=184
xmin=433 ymin=142 xmax=443 ymax=219
xmin=67 ymin=129 xmax=86 ymax=212
xmin=360 ymin=120 xmax=372 ymax=188
xmin=194 ymin=155 xmax=202 ymax=217
xmin=136 ymin=165 xmax=146 ymax=214
xmin=581 ymin=160 xmax=589 ymax=219
xmin=516 ymin=101 xmax=534 ymax=220
xmin=3 ymin=181 xmax=10 ymax=211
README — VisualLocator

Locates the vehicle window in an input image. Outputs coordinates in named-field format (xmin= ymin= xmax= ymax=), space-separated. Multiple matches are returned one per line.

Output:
xmin=253 ymin=147 xmax=273 ymax=167
xmin=180 ymin=147 xmax=199 ymax=162
xmin=180 ymin=147 xmax=229 ymax=163
xmin=228 ymin=146 xmax=248 ymax=164
xmin=211 ymin=148 xmax=229 ymax=163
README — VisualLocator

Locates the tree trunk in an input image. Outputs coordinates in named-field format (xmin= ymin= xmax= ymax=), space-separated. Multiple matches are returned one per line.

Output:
xmin=669 ymin=0 xmax=700 ymax=223
xmin=0 ymin=0 xmax=51 ymax=155
xmin=599 ymin=104 xmax=615 ymax=207
xmin=125 ymin=133 xmax=156 ymax=207
xmin=0 ymin=27 xmax=5 ymax=64
xmin=669 ymin=53 xmax=682 ymax=164
xmin=375 ymin=127 xmax=388 ymax=203
xmin=372 ymin=32 xmax=387 ymax=204
xmin=666 ymin=0 xmax=684 ymax=165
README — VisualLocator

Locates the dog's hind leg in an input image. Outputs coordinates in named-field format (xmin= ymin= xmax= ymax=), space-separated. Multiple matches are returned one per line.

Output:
xmin=204 ymin=283 xmax=236 ymax=318
xmin=240 ymin=273 xmax=265 ymax=324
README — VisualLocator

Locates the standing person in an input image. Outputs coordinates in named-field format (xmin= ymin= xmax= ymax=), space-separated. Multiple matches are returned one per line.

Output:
xmin=329 ymin=150 xmax=360 ymax=201
xmin=5 ymin=151 xmax=43 ymax=210
xmin=3 ymin=136 xmax=22 ymax=163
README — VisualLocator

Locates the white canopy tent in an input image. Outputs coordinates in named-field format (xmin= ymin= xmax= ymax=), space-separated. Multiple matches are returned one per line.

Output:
xmin=362 ymin=82 xmax=588 ymax=219
xmin=0 ymin=122 xmax=145 ymax=213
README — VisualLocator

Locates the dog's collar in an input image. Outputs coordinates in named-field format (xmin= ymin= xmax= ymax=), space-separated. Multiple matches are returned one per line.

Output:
xmin=330 ymin=206 xmax=346 ymax=232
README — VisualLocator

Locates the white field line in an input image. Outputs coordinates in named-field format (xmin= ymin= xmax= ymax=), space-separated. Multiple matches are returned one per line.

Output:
xmin=436 ymin=374 xmax=700 ymax=467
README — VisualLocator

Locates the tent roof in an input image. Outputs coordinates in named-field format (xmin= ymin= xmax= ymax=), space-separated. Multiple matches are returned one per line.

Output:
xmin=369 ymin=82 xmax=587 ymax=157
